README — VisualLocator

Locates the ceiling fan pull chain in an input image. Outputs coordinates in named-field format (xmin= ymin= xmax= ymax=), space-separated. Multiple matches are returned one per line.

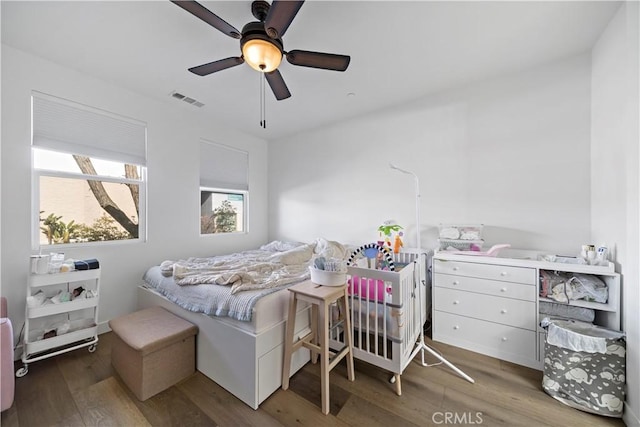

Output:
xmin=259 ymin=72 xmax=262 ymax=127
xmin=260 ymin=72 xmax=266 ymax=129
xmin=263 ymin=73 xmax=267 ymax=129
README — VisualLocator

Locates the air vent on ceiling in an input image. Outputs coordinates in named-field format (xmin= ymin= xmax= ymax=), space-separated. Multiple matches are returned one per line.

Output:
xmin=170 ymin=91 xmax=205 ymax=108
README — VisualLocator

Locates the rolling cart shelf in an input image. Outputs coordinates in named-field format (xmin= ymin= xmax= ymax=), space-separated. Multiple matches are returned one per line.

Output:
xmin=28 ymin=269 xmax=101 ymax=288
xmin=16 ymin=267 xmax=100 ymax=378
xmin=28 ymin=297 xmax=98 ymax=318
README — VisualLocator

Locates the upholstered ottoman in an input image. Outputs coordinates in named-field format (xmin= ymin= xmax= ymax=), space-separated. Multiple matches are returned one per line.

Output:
xmin=109 ymin=306 xmax=198 ymax=401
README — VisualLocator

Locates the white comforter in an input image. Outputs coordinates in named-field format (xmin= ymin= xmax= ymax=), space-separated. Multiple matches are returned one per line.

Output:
xmin=160 ymin=239 xmax=346 ymax=294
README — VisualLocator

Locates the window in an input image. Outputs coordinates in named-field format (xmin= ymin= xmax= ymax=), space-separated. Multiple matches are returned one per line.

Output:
xmin=200 ymin=140 xmax=248 ymax=234
xmin=32 ymin=93 xmax=147 ymax=247
xmin=200 ymin=190 xmax=246 ymax=233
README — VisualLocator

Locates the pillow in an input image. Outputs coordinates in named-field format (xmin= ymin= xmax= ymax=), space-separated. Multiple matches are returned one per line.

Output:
xmin=314 ymin=238 xmax=347 ymax=260
xmin=260 ymin=240 xmax=306 ymax=252
xmin=348 ymin=275 xmax=391 ymax=302
xmin=269 ymin=244 xmax=314 ymax=265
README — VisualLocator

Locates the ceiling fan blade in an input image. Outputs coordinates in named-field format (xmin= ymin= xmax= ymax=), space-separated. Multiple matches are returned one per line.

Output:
xmin=171 ymin=0 xmax=241 ymax=39
xmin=265 ymin=69 xmax=291 ymax=100
xmin=188 ymin=57 xmax=244 ymax=76
xmin=264 ymin=0 xmax=304 ymax=39
xmin=286 ymin=50 xmax=350 ymax=71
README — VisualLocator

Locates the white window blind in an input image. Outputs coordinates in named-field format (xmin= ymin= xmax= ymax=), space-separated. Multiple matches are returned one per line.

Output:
xmin=200 ymin=140 xmax=248 ymax=191
xmin=32 ymin=93 xmax=147 ymax=166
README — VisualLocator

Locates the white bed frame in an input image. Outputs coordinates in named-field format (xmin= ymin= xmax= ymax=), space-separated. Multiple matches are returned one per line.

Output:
xmin=137 ymin=285 xmax=311 ymax=409
xmin=329 ymin=250 xmax=426 ymax=396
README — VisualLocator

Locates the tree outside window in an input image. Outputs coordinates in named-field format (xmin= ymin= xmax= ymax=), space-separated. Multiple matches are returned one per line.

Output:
xmin=34 ymin=149 xmax=143 ymax=245
xmin=200 ymin=191 xmax=245 ymax=234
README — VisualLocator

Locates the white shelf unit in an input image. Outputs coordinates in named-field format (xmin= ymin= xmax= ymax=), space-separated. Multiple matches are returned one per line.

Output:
xmin=432 ymin=252 xmax=620 ymax=370
xmin=16 ymin=268 xmax=100 ymax=377
xmin=537 ymin=264 xmax=620 ymax=330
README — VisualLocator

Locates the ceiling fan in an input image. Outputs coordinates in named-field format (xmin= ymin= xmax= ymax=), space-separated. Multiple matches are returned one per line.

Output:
xmin=171 ymin=0 xmax=351 ymax=101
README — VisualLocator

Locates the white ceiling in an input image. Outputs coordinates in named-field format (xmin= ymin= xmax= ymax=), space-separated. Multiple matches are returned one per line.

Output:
xmin=1 ymin=1 xmax=621 ymax=141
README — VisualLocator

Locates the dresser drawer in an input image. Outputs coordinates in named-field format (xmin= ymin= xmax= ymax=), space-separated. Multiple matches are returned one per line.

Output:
xmin=433 ymin=259 xmax=536 ymax=285
xmin=434 ymin=287 xmax=536 ymax=331
xmin=434 ymin=273 xmax=536 ymax=301
xmin=433 ymin=311 xmax=537 ymax=366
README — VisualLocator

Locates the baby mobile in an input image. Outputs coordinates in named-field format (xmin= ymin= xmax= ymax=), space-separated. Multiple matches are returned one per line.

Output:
xmin=378 ymin=220 xmax=404 ymax=254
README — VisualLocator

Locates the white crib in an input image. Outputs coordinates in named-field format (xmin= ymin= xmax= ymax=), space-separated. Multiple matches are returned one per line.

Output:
xmin=329 ymin=249 xmax=427 ymax=395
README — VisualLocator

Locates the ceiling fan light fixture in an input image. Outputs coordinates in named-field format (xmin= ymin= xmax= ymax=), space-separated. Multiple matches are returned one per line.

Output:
xmin=174 ymin=0 xmax=350 ymax=104
xmin=242 ymin=38 xmax=282 ymax=73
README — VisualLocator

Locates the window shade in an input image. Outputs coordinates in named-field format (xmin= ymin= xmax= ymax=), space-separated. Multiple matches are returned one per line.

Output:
xmin=32 ymin=93 xmax=147 ymax=166
xmin=200 ymin=140 xmax=248 ymax=191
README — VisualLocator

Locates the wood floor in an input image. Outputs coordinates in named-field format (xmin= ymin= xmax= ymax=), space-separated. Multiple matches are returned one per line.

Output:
xmin=1 ymin=331 xmax=625 ymax=427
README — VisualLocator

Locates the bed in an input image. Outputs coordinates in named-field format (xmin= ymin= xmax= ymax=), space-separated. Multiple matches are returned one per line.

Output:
xmin=137 ymin=239 xmax=344 ymax=409
xmin=137 ymin=240 xmax=427 ymax=408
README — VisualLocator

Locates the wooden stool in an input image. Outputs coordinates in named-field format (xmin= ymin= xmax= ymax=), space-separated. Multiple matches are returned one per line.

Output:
xmin=282 ymin=280 xmax=355 ymax=414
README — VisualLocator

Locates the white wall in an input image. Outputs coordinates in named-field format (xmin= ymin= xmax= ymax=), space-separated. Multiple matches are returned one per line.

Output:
xmin=268 ymin=54 xmax=592 ymax=255
xmin=1 ymin=46 xmax=269 ymax=338
xmin=591 ymin=2 xmax=640 ymax=424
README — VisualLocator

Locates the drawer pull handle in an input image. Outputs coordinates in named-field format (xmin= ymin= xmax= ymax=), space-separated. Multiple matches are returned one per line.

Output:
xmin=453 ymin=300 xmax=460 ymax=305
xmin=501 ymin=337 xmax=508 ymax=342
xmin=453 ymin=326 xmax=459 ymax=330
xmin=452 ymin=280 xmax=459 ymax=286
xmin=500 ymin=271 xmax=508 ymax=276
xmin=500 ymin=309 xmax=507 ymax=314
xmin=500 ymin=287 xmax=507 ymax=292
xmin=452 ymin=267 xmax=459 ymax=271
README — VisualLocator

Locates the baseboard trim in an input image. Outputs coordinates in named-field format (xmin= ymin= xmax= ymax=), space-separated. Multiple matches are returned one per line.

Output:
xmin=97 ymin=320 xmax=111 ymax=335
xmin=624 ymin=402 xmax=640 ymax=427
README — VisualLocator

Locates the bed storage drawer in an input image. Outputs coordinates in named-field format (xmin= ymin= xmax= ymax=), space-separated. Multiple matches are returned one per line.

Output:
xmin=258 ymin=340 xmax=309 ymax=403
xmin=138 ymin=285 xmax=311 ymax=409
xmin=434 ymin=287 xmax=536 ymax=331
xmin=433 ymin=273 xmax=536 ymax=301
xmin=433 ymin=259 xmax=536 ymax=285
xmin=433 ymin=311 xmax=537 ymax=367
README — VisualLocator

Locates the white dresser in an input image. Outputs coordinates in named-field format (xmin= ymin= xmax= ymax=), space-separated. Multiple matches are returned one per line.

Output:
xmin=432 ymin=251 xmax=620 ymax=370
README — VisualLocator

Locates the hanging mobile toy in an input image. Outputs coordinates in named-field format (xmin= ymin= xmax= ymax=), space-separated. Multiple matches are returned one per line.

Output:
xmin=378 ymin=220 xmax=403 ymax=250
xmin=378 ymin=219 xmax=402 ymax=253
xmin=393 ymin=231 xmax=404 ymax=254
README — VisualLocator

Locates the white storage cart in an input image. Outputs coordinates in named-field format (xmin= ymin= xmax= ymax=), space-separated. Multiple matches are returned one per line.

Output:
xmin=16 ymin=268 xmax=100 ymax=377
